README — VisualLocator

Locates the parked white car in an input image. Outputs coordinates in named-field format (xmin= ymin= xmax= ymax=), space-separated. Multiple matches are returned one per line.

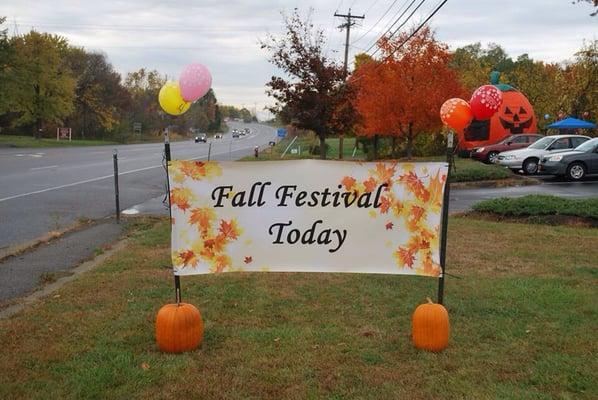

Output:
xmin=497 ymin=134 xmax=590 ymax=174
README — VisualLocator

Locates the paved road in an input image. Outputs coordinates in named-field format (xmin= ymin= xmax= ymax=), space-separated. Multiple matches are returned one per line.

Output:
xmin=450 ymin=176 xmax=598 ymax=212
xmin=0 ymin=122 xmax=277 ymax=250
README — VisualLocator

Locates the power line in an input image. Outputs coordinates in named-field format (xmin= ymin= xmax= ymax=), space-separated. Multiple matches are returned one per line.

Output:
xmin=363 ymin=0 xmax=383 ymax=15
xmin=371 ymin=0 xmax=418 ymax=41
xmin=350 ymin=0 xmax=402 ymax=45
xmin=379 ymin=0 xmax=449 ymax=63
xmin=358 ymin=0 xmax=416 ymax=51
xmin=350 ymin=0 xmax=449 ymax=76
xmin=367 ymin=0 xmax=427 ymax=57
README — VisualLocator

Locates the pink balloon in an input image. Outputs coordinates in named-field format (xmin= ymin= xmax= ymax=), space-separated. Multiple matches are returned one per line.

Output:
xmin=179 ymin=63 xmax=212 ymax=102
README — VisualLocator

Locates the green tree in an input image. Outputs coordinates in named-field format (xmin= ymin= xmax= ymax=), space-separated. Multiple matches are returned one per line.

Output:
xmin=505 ymin=55 xmax=564 ymax=130
xmin=124 ymin=68 xmax=166 ymax=137
xmin=565 ymin=40 xmax=598 ymax=118
xmin=261 ymin=9 xmax=356 ymax=159
xmin=180 ymin=89 xmax=223 ymax=133
xmin=10 ymin=31 xmax=76 ymax=138
xmin=0 ymin=17 xmax=15 ymax=118
xmin=450 ymin=43 xmax=491 ymax=91
xmin=66 ymin=48 xmax=130 ymax=138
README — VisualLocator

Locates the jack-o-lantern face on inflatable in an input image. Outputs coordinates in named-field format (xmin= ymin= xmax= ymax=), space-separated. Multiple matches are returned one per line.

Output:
xmin=459 ymin=73 xmax=538 ymax=150
xmin=499 ymin=95 xmax=535 ymax=134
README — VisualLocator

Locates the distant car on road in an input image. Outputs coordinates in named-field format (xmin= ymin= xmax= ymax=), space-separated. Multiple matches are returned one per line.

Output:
xmin=539 ymin=137 xmax=598 ymax=180
xmin=232 ymin=131 xmax=240 ymax=138
xmin=471 ymin=134 xmax=543 ymax=164
xmin=194 ymin=133 xmax=207 ymax=143
xmin=214 ymin=133 xmax=223 ymax=139
xmin=497 ymin=134 xmax=590 ymax=174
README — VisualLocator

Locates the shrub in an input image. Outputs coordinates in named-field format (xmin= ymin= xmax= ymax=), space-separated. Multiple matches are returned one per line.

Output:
xmin=309 ymin=142 xmax=330 ymax=155
xmin=472 ymin=195 xmax=598 ymax=219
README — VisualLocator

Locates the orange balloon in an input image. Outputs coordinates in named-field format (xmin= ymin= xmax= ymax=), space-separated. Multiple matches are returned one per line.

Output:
xmin=440 ymin=98 xmax=473 ymax=131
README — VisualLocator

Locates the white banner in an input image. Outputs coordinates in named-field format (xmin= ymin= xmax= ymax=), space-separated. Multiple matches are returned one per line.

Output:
xmin=169 ymin=160 xmax=448 ymax=277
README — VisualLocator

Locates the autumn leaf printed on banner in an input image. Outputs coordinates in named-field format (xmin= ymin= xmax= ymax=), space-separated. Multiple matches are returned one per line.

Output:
xmin=338 ymin=162 xmax=445 ymax=277
xmin=170 ymin=187 xmax=195 ymax=212
xmin=341 ymin=176 xmax=356 ymax=191
xmin=189 ymin=207 xmax=216 ymax=235
xmin=169 ymin=160 xmax=222 ymax=181
xmin=396 ymin=247 xmax=415 ymax=269
xmin=176 ymin=250 xmax=198 ymax=267
xmin=219 ymin=219 xmax=241 ymax=240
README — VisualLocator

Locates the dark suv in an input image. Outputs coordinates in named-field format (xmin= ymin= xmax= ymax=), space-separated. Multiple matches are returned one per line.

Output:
xmin=471 ymin=134 xmax=543 ymax=164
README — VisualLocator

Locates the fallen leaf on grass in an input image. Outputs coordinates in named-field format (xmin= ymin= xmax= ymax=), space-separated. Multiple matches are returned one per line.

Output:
xmin=141 ymin=362 xmax=150 ymax=370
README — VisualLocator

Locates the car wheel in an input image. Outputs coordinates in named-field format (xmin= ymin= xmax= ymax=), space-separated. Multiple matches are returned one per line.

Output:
xmin=522 ymin=158 xmax=539 ymax=175
xmin=486 ymin=151 xmax=499 ymax=164
xmin=566 ymin=162 xmax=586 ymax=181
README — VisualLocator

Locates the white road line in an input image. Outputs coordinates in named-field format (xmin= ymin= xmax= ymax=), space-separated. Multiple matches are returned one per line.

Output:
xmin=0 ymin=142 xmax=263 ymax=203
xmin=0 ymin=163 xmax=167 ymax=203
xmin=30 ymin=165 xmax=58 ymax=171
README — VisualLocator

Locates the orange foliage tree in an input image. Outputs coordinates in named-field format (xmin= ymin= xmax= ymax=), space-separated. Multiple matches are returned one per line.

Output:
xmin=352 ymin=27 xmax=466 ymax=158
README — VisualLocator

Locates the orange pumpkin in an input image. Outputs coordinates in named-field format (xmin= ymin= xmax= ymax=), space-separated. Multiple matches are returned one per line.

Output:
xmin=156 ymin=303 xmax=204 ymax=353
xmin=458 ymin=72 xmax=538 ymax=150
xmin=412 ymin=298 xmax=450 ymax=352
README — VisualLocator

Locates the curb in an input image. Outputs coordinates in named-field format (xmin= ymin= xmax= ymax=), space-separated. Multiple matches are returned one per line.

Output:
xmin=450 ymin=176 xmax=540 ymax=190
xmin=0 ymin=219 xmax=95 ymax=263
xmin=0 ymin=239 xmax=129 ymax=320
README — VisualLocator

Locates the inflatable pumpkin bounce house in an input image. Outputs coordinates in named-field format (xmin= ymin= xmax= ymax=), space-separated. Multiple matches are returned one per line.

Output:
xmin=458 ymin=72 xmax=538 ymax=151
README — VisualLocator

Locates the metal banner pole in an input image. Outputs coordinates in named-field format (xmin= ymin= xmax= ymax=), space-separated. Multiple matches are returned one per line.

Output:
xmin=113 ymin=149 xmax=120 ymax=223
xmin=163 ymin=131 xmax=182 ymax=303
xmin=437 ymin=131 xmax=454 ymax=305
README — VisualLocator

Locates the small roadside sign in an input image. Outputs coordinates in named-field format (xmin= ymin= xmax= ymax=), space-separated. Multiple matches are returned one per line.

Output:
xmin=277 ymin=128 xmax=287 ymax=138
xmin=56 ymin=127 xmax=72 ymax=141
xmin=133 ymin=122 xmax=142 ymax=135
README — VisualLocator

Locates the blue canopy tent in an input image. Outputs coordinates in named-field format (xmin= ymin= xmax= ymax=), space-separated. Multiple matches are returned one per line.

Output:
xmin=546 ymin=117 xmax=597 ymax=129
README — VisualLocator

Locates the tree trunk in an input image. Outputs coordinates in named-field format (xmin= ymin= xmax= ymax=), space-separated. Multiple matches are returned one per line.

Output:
xmin=34 ymin=84 xmax=41 ymax=139
xmin=319 ymin=134 xmax=326 ymax=160
xmin=406 ymin=123 xmax=413 ymax=160
xmin=338 ymin=134 xmax=344 ymax=160
xmin=373 ymin=134 xmax=379 ymax=160
xmin=35 ymin=119 xmax=42 ymax=140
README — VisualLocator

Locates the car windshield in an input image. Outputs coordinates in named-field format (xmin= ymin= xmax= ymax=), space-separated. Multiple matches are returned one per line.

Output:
xmin=528 ymin=136 xmax=554 ymax=150
xmin=499 ymin=135 xmax=515 ymax=144
xmin=574 ymin=138 xmax=597 ymax=152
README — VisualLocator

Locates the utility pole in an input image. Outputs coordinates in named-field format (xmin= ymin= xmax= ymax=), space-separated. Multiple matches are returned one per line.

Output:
xmin=334 ymin=9 xmax=364 ymax=159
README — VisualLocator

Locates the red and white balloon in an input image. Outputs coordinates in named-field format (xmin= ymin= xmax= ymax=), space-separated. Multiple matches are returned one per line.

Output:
xmin=440 ymin=98 xmax=473 ymax=131
xmin=469 ymin=85 xmax=502 ymax=120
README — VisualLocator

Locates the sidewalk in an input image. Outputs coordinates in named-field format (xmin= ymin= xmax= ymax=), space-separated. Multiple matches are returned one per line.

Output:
xmin=0 ymin=220 xmax=122 ymax=305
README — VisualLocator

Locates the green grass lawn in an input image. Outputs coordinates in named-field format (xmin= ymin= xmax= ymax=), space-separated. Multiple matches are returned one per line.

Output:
xmin=0 ymin=217 xmax=596 ymax=399
xmin=0 ymin=135 xmax=119 ymax=148
xmin=246 ymin=137 xmax=511 ymax=183
xmin=246 ymin=136 xmax=364 ymax=161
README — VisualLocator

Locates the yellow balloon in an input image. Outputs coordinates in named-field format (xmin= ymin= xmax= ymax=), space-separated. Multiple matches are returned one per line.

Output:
xmin=158 ymin=81 xmax=191 ymax=116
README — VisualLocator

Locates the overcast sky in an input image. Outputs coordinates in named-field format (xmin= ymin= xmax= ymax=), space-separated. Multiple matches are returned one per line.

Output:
xmin=1 ymin=0 xmax=596 ymax=119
